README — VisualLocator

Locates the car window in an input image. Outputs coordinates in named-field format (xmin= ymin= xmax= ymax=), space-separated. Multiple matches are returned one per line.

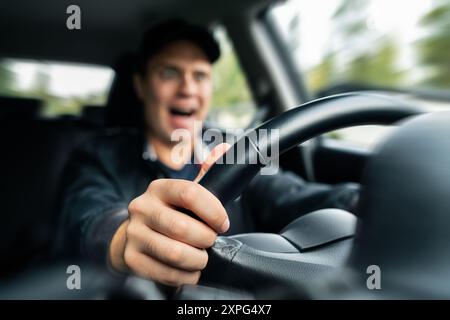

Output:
xmin=209 ymin=27 xmax=256 ymax=129
xmin=0 ymin=27 xmax=256 ymax=129
xmin=268 ymin=0 xmax=450 ymax=148
xmin=0 ymin=59 xmax=114 ymax=117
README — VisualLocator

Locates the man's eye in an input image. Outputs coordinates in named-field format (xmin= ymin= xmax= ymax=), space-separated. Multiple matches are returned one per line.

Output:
xmin=194 ymin=72 xmax=208 ymax=82
xmin=160 ymin=68 xmax=178 ymax=79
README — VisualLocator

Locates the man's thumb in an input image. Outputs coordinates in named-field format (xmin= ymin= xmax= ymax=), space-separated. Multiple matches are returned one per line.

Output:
xmin=194 ymin=143 xmax=231 ymax=183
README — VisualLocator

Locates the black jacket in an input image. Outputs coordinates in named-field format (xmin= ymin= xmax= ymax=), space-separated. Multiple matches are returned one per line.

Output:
xmin=58 ymin=129 xmax=359 ymax=265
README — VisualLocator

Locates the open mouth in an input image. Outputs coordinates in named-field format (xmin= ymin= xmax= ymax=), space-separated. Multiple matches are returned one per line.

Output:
xmin=169 ymin=107 xmax=196 ymax=117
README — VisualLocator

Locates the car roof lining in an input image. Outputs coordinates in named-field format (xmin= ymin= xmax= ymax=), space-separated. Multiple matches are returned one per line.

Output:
xmin=0 ymin=0 xmax=277 ymax=66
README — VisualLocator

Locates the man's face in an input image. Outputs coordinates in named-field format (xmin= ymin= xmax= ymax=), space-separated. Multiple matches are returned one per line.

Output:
xmin=135 ymin=40 xmax=213 ymax=144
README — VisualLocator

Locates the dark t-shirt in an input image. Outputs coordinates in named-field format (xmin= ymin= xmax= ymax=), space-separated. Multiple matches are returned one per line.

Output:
xmin=155 ymin=157 xmax=200 ymax=181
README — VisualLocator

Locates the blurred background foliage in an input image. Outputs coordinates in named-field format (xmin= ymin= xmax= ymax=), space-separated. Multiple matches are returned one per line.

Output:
xmin=417 ymin=1 xmax=450 ymax=88
xmin=307 ymin=0 xmax=450 ymax=93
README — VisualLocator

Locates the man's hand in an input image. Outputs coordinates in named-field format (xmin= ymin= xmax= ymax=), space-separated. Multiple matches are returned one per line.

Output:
xmin=109 ymin=143 xmax=230 ymax=286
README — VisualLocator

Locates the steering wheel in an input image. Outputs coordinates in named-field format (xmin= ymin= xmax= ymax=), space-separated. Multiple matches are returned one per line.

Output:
xmin=183 ymin=92 xmax=422 ymax=298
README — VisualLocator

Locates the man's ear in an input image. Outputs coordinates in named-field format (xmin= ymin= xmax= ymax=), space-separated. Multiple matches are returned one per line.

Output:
xmin=133 ymin=74 xmax=145 ymax=101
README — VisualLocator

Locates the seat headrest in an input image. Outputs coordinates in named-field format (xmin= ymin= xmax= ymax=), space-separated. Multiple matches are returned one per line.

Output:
xmin=105 ymin=53 xmax=144 ymax=128
xmin=0 ymin=96 xmax=42 ymax=121
xmin=81 ymin=105 xmax=105 ymax=127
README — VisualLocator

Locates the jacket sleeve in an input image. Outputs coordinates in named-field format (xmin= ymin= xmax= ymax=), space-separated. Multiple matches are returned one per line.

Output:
xmin=57 ymin=138 xmax=129 ymax=265
xmin=240 ymin=170 xmax=360 ymax=233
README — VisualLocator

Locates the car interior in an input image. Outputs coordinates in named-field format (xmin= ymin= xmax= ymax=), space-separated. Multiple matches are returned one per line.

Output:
xmin=1 ymin=0 xmax=449 ymax=299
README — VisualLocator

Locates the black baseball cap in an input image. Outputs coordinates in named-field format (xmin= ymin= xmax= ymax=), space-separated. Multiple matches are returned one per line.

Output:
xmin=137 ymin=19 xmax=221 ymax=72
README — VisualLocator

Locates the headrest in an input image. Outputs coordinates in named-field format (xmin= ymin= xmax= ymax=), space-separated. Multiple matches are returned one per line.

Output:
xmin=81 ymin=105 xmax=105 ymax=127
xmin=0 ymin=96 xmax=42 ymax=121
xmin=105 ymin=53 xmax=144 ymax=128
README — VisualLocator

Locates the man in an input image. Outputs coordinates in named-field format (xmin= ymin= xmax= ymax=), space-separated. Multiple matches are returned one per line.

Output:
xmin=59 ymin=20 xmax=358 ymax=287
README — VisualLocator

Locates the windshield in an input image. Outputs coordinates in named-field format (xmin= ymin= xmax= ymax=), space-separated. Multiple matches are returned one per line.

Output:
xmin=270 ymin=0 xmax=450 ymax=94
xmin=269 ymin=0 xmax=450 ymax=147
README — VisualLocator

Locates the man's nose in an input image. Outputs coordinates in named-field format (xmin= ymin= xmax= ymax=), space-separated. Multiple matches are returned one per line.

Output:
xmin=178 ymin=74 xmax=198 ymax=97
